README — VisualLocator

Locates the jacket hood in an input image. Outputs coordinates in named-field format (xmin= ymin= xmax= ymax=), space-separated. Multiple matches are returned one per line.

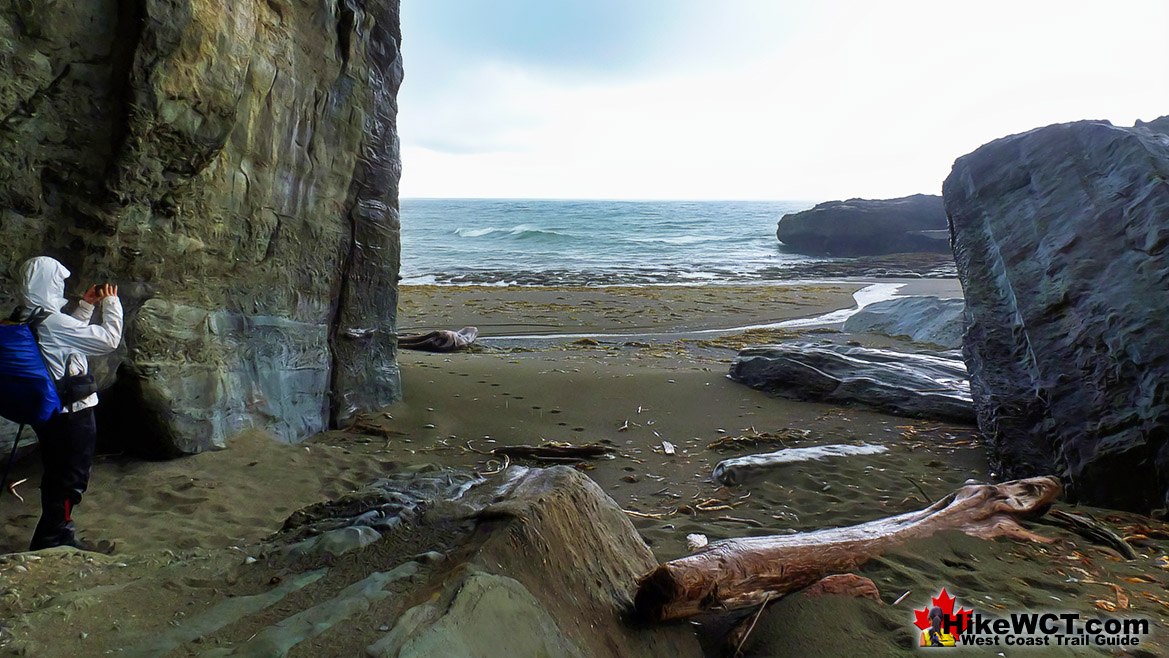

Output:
xmin=20 ymin=256 xmax=71 ymax=312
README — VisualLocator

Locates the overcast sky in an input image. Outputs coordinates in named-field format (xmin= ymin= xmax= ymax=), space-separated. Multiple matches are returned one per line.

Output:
xmin=397 ymin=1 xmax=1169 ymax=201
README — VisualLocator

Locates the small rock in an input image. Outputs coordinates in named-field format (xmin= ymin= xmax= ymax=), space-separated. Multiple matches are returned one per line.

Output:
xmin=686 ymin=534 xmax=708 ymax=550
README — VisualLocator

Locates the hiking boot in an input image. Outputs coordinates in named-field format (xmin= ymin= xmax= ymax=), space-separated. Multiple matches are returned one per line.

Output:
xmin=29 ymin=514 xmax=74 ymax=551
xmin=29 ymin=529 xmax=115 ymax=554
xmin=64 ymin=537 xmax=117 ymax=555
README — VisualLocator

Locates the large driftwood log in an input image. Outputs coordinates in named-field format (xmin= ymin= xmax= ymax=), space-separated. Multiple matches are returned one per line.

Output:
xmin=634 ymin=476 xmax=1061 ymax=622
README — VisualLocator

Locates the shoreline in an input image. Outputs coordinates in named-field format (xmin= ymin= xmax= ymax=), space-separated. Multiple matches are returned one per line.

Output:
xmin=402 ymin=277 xmax=963 ymax=344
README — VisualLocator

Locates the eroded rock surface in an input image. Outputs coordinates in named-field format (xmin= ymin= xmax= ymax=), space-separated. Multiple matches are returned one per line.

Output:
xmin=945 ymin=117 xmax=1169 ymax=512
xmin=776 ymin=194 xmax=950 ymax=256
xmin=0 ymin=0 xmax=403 ymax=455
xmin=730 ymin=342 xmax=974 ymax=423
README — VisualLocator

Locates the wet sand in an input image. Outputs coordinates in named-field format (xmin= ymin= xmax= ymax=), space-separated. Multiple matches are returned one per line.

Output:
xmin=2 ymin=279 xmax=1168 ymax=656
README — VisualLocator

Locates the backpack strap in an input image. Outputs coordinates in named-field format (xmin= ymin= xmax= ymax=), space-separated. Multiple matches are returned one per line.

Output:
xmin=26 ymin=307 xmax=51 ymax=332
xmin=5 ymin=305 xmax=48 ymax=327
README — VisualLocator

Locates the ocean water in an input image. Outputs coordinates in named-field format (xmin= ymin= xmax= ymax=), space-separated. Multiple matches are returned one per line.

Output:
xmin=399 ymin=198 xmax=825 ymax=286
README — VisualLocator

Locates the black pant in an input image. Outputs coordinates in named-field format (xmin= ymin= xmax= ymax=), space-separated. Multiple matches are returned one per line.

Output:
xmin=30 ymin=407 xmax=96 ymax=549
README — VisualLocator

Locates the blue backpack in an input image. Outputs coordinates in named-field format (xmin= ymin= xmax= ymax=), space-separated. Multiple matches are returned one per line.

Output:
xmin=0 ymin=308 xmax=60 ymax=426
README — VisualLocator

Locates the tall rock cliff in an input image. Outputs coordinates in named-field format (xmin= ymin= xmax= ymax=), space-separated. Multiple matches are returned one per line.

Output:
xmin=944 ymin=118 xmax=1169 ymax=513
xmin=0 ymin=0 xmax=403 ymax=455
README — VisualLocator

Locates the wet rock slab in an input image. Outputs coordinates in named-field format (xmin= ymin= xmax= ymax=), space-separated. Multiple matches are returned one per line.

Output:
xmin=842 ymin=295 xmax=966 ymax=349
xmin=729 ymin=342 xmax=974 ymax=424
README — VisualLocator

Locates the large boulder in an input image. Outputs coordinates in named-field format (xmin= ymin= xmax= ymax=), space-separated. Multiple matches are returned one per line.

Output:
xmin=944 ymin=117 xmax=1169 ymax=512
xmin=842 ymin=295 xmax=966 ymax=348
xmin=776 ymin=194 xmax=950 ymax=256
xmin=729 ymin=342 xmax=974 ymax=423
xmin=0 ymin=0 xmax=403 ymax=455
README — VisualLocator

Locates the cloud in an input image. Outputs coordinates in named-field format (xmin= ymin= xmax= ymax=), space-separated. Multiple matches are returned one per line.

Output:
xmin=398 ymin=0 xmax=1169 ymax=200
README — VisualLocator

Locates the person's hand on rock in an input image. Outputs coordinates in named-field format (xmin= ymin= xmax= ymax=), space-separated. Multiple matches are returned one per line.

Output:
xmin=83 ymin=285 xmax=101 ymax=305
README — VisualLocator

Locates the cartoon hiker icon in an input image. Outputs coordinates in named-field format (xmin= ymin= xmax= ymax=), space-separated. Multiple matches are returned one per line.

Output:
xmin=921 ymin=606 xmax=958 ymax=647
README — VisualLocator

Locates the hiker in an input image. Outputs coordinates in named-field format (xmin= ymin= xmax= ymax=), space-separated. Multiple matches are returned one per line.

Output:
xmin=15 ymin=257 xmax=123 ymax=551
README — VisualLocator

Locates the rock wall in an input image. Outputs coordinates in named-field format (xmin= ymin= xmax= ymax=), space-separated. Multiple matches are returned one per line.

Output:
xmin=944 ymin=118 xmax=1169 ymax=512
xmin=776 ymin=194 xmax=950 ymax=256
xmin=0 ymin=0 xmax=403 ymax=455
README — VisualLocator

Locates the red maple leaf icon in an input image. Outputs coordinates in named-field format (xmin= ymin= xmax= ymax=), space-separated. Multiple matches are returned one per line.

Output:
xmin=913 ymin=588 xmax=971 ymax=635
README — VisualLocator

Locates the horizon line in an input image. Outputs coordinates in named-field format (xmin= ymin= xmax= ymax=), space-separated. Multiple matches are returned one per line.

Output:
xmin=400 ymin=195 xmax=831 ymax=203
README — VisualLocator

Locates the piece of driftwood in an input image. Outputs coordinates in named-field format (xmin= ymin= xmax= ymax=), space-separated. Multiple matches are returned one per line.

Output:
xmin=712 ymin=443 xmax=888 ymax=486
xmin=1041 ymin=509 xmax=1137 ymax=560
xmin=398 ymin=326 xmax=478 ymax=352
xmin=634 ymin=476 xmax=1061 ymax=622
xmin=491 ymin=444 xmax=615 ymax=461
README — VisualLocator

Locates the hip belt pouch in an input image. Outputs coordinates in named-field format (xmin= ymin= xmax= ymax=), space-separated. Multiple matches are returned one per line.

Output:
xmin=58 ymin=373 xmax=97 ymax=407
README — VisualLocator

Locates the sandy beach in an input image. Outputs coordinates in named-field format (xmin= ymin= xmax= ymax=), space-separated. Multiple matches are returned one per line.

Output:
xmin=2 ymin=278 xmax=1167 ymax=656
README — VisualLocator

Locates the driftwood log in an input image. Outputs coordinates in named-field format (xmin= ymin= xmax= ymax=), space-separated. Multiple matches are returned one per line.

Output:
xmin=398 ymin=327 xmax=478 ymax=352
xmin=712 ymin=443 xmax=888 ymax=486
xmin=492 ymin=444 xmax=615 ymax=462
xmin=634 ymin=476 xmax=1061 ymax=622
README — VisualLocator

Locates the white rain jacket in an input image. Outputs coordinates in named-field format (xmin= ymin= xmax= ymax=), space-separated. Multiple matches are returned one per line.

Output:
xmin=19 ymin=257 xmax=124 ymax=413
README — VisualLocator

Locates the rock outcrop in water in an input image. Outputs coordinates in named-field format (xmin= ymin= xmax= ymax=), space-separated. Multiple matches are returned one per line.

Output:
xmin=0 ymin=0 xmax=403 ymax=455
xmin=776 ymin=194 xmax=950 ymax=256
xmin=944 ymin=117 xmax=1169 ymax=513
xmin=729 ymin=342 xmax=974 ymax=423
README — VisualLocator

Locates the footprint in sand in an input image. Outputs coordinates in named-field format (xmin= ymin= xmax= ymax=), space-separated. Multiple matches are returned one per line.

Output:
xmin=152 ymin=489 xmax=211 ymax=510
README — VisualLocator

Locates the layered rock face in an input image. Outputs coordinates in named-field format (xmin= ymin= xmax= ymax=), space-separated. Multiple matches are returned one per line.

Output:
xmin=776 ymin=194 xmax=950 ymax=256
xmin=945 ymin=118 xmax=1169 ymax=512
xmin=0 ymin=0 xmax=403 ymax=455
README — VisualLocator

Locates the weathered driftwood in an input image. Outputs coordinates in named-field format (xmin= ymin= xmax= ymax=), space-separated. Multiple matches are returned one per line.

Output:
xmin=491 ymin=444 xmax=615 ymax=462
xmin=1041 ymin=509 xmax=1137 ymax=560
xmin=634 ymin=476 xmax=1061 ymax=622
xmin=712 ymin=443 xmax=888 ymax=486
xmin=398 ymin=327 xmax=478 ymax=352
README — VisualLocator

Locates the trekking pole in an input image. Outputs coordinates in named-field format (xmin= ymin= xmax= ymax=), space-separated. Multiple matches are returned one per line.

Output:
xmin=0 ymin=424 xmax=24 ymax=502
